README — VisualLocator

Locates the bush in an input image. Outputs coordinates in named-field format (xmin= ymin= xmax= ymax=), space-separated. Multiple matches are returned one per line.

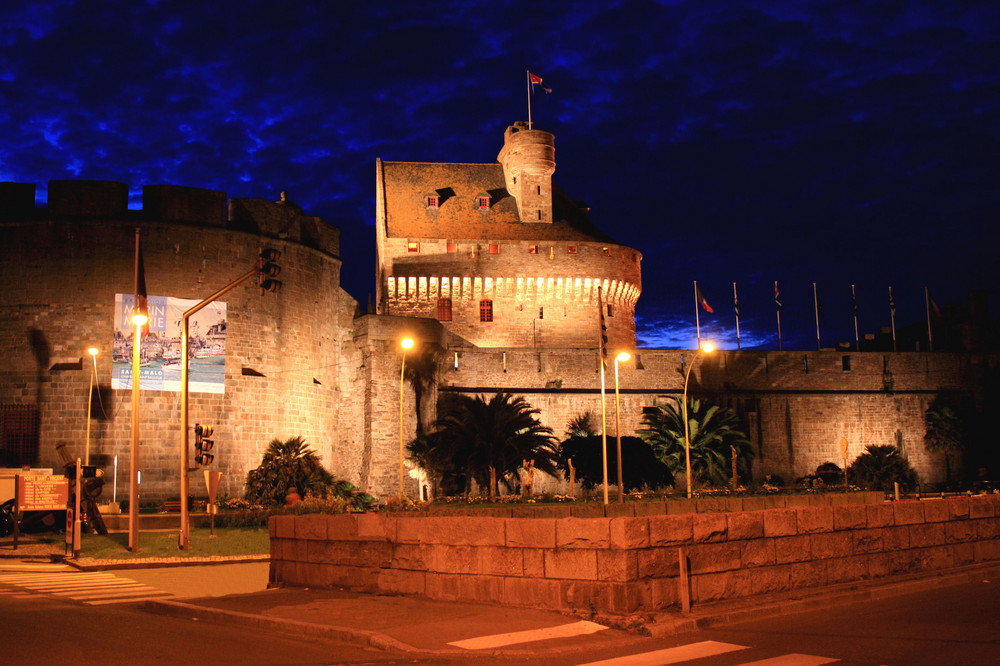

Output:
xmin=847 ymin=444 xmax=919 ymax=492
xmin=559 ymin=435 xmax=673 ymax=491
xmin=245 ymin=436 xmax=368 ymax=509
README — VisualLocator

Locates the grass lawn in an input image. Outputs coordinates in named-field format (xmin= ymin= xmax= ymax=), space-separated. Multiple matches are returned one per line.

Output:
xmin=78 ymin=526 xmax=269 ymax=560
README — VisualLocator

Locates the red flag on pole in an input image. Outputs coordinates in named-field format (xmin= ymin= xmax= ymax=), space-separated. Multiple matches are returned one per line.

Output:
xmin=135 ymin=238 xmax=150 ymax=339
xmin=696 ymin=284 xmax=714 ymax=313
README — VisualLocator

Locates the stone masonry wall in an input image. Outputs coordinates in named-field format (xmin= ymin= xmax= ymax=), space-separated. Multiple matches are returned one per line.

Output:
xmin=269 ymin=494 xmax=1000 ymax=616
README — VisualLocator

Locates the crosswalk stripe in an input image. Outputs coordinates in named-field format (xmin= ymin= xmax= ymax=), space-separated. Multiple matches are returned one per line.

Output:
xmin=576 ymin=640 xmax=749 ymax=666
xmin=448 ymin=620 xmax=607 ymax=650
xmin=88 ymin=594 xmax=173 ymax=605
xmin=0 ymin=570 xmax=173 ymax=605
xmin=736 ymin=655 xmax=838 ymax=666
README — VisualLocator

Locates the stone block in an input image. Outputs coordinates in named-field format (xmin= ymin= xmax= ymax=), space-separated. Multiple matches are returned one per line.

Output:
xmin=391 ymin=543 xmax=434 ymax=570
xmin=638 ymin=547 xmax=681 ymax=578
xmin=775 ymin=535 xmax=811 ymax=563
xmin=424 ymin=572 xmax=462 ymax=601
xmin=269 ymin=538 xmax=283 ymax=560
xmin=523 ymin=505 xmax=572 ymax=518
xmin=502 ymin=576 xmax=562 ymax=610
xmin=506 ymin=518 xmax=556 ymax=548
xmin=742 ymin=496 xmax=768 ymax=511
xmin=975 ymin=518 xmax=1000 ymax=540
xmin=272 ymin=514 xmax=295 ymax=539
xmin=458 ymin=573 xmax=505 ymax=603
xmin=479 ymin=547 xmax=524 ymax=577
xmin=666 ymin=500 xmax=696 ymax=515
xmin=523 ymin=548 xmax=545 ymax=577
xmin=570 ymin=504 xmax=606 ymax=518
xmin=692 ymin=513 xmax=728 ymax=542
xmin=605 ymin=503 xmax=635 ymax=518
xmin=810 ymin=531 xmax=852 ymax=559
xmin=882 ymin=526 xmax=910 ymax=551
xmin=604 ymin=581 xmax=644 ymax=614
xmin=945 ymin=520 xmax=976 ymax=543
xmin=893 ymin=501 xmax=925 ymax=525
xmin=852 ymin=529 xmax=884 ymax=554
xmin=787 ymin=560 xmax=827 ymax=589
xmin=688 ymin=542 xmax=741 ymax=574
xmin=913 ymin=545 xmax=954 ymax=571
xmin=597 ymin=550 xmax=638 ymax=582
xmin=866 ymin=503 xmax=894 ymax=528
xmin=832 ymin=504 xmax=867 ymax=531
xmin=970 ymin=496 xmax=998 ymax=519
xmin=694 ymin=570 xmax=752 ymax=602
xmin=741 ymin=538 xmax=776 ymax=568
xmin=610 ymin=517 xmax=650 ymax=549
xmin=648 ymin=578 xmax=679 ymax=609
xmin=795 ymin=506 xmax=833 ymax=534
xmin=544 ymin=549 xmax=598 ymax=580
xmin=727 ymin=511 xmax=764 ymax=541
xmin=763 ymin=508 xmax=797 ymax=537
xmin=695 ymin=497 xmax=728 ymax=513
xmin=294 ymin=514 xmax=328 ymax=540
xmin=826 ymin=555 xmax=869 ymax=584
xmin=634 ymin=502 xmax=667 ymax=516
xmin=354 ymin=514 xmax=394 ymax=541
xmin=973 ymin=539 xmax=1000 ymax=562
xmin=909 ymin=523 xmax=946 ymax=548
xmin=649 ymin=514 xmax=693 ymax=546
xmin=325 ymin=513 xmax=360 ymax=539
xmin=953 ymin=542 xmax=976 ymax=566
xmin=947 ymin=496 xmax=970 ymax=520
xmin=921 ymin=499 xmax=950 ymax=523
xmin=750 ymin=566 xmax=791 ymax=594
xmin=763 ymin=495 xmax=787 ymax=509
xmin=557 ymin=518 xmax=611 ymax=548
xmin=560 ymin=580 xmax=604 ymax=611
xmin=378 ymin=568 xmax=426 ymax=595
xmin=288 ymin=538 xmax=309 ymax=563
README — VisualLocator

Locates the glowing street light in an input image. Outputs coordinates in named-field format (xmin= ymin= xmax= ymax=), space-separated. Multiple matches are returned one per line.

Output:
xmin=613 ymin=351 xmax=630 ymax=503
xmin=683 ymin=342 xmax=715 ymax=499
xmin=84 ymin=347 xmax=99 ymax=466
xmin=399 ymin=337 xmax=414 ymax=498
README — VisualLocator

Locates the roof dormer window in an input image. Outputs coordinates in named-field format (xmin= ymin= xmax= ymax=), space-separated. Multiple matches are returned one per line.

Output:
xmin=426 ymin=195 xmax=439 ymax=208
xmin=476 ymin=193 xmax=490 ymax=210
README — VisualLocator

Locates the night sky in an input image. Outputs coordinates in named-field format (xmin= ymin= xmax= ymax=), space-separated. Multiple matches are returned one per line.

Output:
xmin=3 ymin=1 xmax=998 ymax=350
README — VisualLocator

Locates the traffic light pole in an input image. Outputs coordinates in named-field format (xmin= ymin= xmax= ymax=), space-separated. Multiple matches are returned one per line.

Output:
xmin=179 ymin=266 xmax=259 ymax=550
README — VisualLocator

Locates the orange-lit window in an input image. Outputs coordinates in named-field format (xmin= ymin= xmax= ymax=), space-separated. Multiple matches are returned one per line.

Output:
xmin=479 ymin=299 xmax=493 ymax=322
xmin=427 ymin=196 xmax=438 ymax=208
xmin=528 ymin=245 xmax=538 ymax=254
xmin=446 ymin=242 xmax=457 ymax=253
xmin=437 ymin=298 xmax=453 ymax=322
xmin=602 ymin=247 xmax=611 ymax=257
xmin=567 ymin=245 xmax=577 ymax=254
xmin=407 ymin=242 xmax=419 ymax=253
xmin=479 ymin=197 xmax=489 ymax=209
xmin=488 ymin=243 xmax=499 ymax=254
xmin=538 ymin=307 xmax=544 ymax=319
xmin=607 ymin=304 xmax=614 ymax=317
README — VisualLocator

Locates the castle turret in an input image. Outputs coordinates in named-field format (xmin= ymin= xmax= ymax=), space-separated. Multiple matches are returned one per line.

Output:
xmin=497 ymin=122 xmax=555 ymax=224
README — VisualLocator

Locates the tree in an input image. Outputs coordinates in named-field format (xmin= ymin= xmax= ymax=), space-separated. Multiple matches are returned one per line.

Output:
xmin=639 ymin=397 xmax=753 ymax=487
xmin=565 ymin=412 xmax=598 ymax=438
xmin=245 ymin=436 xmax=345 ymax=506
xmin=425 ymin=392 xmax=558 ymax=497
xmin=403 ymin=343 xmax=442 ymax=438
xmin=557 ymin=435 xmax=673 ymax=491
xmin=924 ymin=395 xmax=966 ymax=484
xmin=847 ymin=444 xmax=919 ymax=492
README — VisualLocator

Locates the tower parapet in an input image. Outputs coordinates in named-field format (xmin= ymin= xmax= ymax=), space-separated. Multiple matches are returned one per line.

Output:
xmin=497 ymin=122 xmax=556 ymax=224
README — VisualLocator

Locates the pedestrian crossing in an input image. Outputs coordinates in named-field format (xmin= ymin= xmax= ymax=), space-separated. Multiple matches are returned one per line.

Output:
xmin=0 ymin=568 xmax=174 ymax=605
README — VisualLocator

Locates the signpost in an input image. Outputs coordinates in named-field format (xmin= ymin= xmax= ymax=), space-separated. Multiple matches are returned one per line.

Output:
xmin=13 ymin=473 xmax=69 ymax=551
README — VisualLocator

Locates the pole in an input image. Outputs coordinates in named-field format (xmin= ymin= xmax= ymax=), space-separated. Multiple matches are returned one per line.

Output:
xmin=925 ymin=286 xmax=934 ymax=353
xmin=693 ymin=281 xmax=702 ymax=349
xmin=683 ymin=354 xmax=696 ymax=499
xmin=614 ymin=356 xmax=624 ymax=503
xmin=74 ymin=459 xmax=82 ymax=559
xmin=852 ymin=284 xmax=860 ymax=351
xmin=600 ymin=359 xmax=608 ymax=505
xmin=813 ymin=282 xmax=821 ymax=351
xmin=733 ymin=282 xmax=741 ymax=351
xmin=399 ymin=346 xmax=407 ymax=498
xmin=85 ymin=352 xmax=96 ymax=466
xmin=526 ymin=70 xmax=532 ymax=130
xmin=128 ymin=231 xmax=141 ymax=552
xmin=775 ymin=281 xmax=782 ymax=351
xmin=889 ymin=286 xmax=897 ymax=352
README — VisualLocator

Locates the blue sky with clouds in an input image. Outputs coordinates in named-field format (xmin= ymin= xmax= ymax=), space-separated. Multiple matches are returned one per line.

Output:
xmin=3 ymin=0 xmax=998 ymax=350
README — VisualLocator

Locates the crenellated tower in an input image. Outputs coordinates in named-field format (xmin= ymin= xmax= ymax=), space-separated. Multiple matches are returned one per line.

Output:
xmin=497 ymin=122 xmax=556 ymax=224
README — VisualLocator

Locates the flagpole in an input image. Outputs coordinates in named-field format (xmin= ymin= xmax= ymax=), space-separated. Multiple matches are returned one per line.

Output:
xmin=852 ymin=284 xmax=860 ymax=351
xmin=888 ymin=286 xmax=897 ymax=352
xmin=925 ymin=286 xmax=933 ymax=353
xmin=775 ymin=281 xmax=782 ymax=351
xmin=733 ymin=282 xmax=741 ymax=351
xmin=813 ymin=282 xmax=821 ymax=351
xmin=129 ymin=228 xmax=141 ymax=552
xmin=693 ymin=281 xmax=702 ymax=350
xmin=597 ymin=286 xmax=608 ymax=505
xmin=526 ymin=70 xmax=532 ymax=130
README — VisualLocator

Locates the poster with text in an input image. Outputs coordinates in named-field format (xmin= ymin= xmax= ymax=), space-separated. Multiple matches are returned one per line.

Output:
xmin=112 ymin=294 xmax=227 ymax=393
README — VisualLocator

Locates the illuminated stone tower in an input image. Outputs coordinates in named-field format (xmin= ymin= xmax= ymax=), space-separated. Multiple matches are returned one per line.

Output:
xmin=375 ymin=124 xmax=642 ymax=351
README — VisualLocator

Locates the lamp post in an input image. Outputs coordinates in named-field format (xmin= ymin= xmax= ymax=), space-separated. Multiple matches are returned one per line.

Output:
xmin=85 ymin=347 xmax=99 ymax=466
xmin=128 ymin=312 xmax=147 ymax=552
xmin=399 ymin=337 xmax=414 ymax=498
xmin=683 ymin=342 xmax=714 ymax=499
xmin=614 ymin=352 xmax=630 ymax=503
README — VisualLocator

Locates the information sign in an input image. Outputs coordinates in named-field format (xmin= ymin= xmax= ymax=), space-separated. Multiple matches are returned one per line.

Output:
xmin=16 ymin=474 xmax=69 ymax=512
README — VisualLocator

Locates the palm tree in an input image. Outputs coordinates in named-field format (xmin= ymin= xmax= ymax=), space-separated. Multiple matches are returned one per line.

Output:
xmin=245 ymin=436 xmax=338 ymax=506
xmin=639 ymin=397 xmax=753 ymax=487
xmin=565 ymin=412 xmax=597 ymax=438
xmin=403 ymin=343 xmax=442 ymax=437
xmin=848 ymin=444 xmax=919 ymax=492
xmin=430 ymin=392 xmax=558 ymax=497
xmin=924 ymin=396 xmax=966 ymax=484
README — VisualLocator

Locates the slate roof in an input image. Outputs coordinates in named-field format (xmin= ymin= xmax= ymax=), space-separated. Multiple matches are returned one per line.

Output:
xmin=380 ymin=160 xmax=619 ymax=244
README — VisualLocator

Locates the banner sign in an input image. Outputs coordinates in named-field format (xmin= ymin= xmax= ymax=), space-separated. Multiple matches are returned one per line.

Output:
xmin=16 ymin=474 xmax=69 ymax=512
xmin=112 ymin=294 xmax=227 ymax=393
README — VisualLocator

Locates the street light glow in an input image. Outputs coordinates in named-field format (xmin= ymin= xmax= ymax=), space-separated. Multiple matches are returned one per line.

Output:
xmin=702 ymin=342 xmax=714 ymax=353
xmin=401 ymin=337 xmax=414 ymax=349
xmin=88 ymin=347 xmax=99 ymax=356
xmin=132 ymin=313 xmax=148 ymax=326
xmin=615 ymin=351 xmax=631 ymax=363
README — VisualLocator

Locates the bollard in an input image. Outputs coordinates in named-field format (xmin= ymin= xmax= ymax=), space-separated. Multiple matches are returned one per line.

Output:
xmin=678 ymin=546 xmax=691 ymax=613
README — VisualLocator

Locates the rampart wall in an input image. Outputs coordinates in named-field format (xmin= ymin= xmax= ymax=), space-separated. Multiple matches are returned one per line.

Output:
xmin=269 ymin=494 xmax=1000 ymax=616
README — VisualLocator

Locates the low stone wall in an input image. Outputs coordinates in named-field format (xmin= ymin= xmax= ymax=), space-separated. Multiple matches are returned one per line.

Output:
xmin=268 ymin=494 xmax=1000 ymax=616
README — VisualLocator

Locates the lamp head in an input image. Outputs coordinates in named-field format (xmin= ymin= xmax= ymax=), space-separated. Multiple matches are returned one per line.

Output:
xmin=615 ymin=352 xmax=631 ymax=363
xmin=701 ymin=342 xmax=715 ymax=353
xmin=87 ymin=347 xmax=99 ymax=357
xmin=132 ymin=313 xmax=148 ymax=326
xmin=401 ymin=338 xmax=414 ymax=350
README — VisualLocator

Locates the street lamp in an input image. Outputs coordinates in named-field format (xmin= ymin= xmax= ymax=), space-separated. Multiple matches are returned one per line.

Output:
xmin=128 ymin=311 xmax=147 ymax=552
xmin=399 ymin=337 xmax=414 ymax=498
xmin=85 ymin=347 xmax=99 ymax=466
xmin=683 ymin=342 xmax=715 ymax=499
xmin=614 ymin=351 xmax=630 ymax=503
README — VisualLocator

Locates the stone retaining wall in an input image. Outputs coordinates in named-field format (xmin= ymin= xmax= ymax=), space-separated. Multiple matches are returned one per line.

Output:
xmin=269 ymin=494 xmax=1000 ymax=615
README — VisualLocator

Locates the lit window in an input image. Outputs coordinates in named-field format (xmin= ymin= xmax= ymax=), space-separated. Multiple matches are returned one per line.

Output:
xmin=407 ymin=242 xmax=419 ymax=253
xmin=602 ymin=247 xmax=611 ymax=257
xmin=479 ymin=299 xmax=493 ymax=322
xmin=607 ymin=304 xmax=614 ymax=317
xmin=478 ymin=197 xmax=489 ymax=209
xmin=446 ymin=242 xmax=457 ymax=253
xmin=538 ymin=307 xmax=544 ymax=320
xmin=567 ymin=245 xmax=577 ymax=254
xmin=537 ymin=210 xmax=542 ymax=220
xmin=489 ymin=243 xmax=499 ymax=254
xmin=437 ymin=298 xmax=453 ymax=322
xmin=528 ymin=245 xmax=538 ymax=254
xmin=427 ymin=196 xmax=438 ymax=208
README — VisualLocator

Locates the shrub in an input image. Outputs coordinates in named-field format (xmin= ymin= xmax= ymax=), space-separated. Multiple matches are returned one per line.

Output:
xmin=847 ymin=444 xmax=919 ymax=492
xmin=245 ymin=436 xmax=364 ymax=508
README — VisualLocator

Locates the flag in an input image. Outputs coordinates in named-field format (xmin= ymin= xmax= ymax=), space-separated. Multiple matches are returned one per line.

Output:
xmin=528 ymin=71 xmax=552 ymax=93
xmin=888 ymin=287 xmax=896 ymax=317
xmin=597 ymin=287 xmax=608 ymax=368
xmin=135 ymin=234 xmax=150 ymax=339
xmin=852 ymin=284 xmax=858 ymax=316
xmin=774 ymin=281 xmax=782 ymax=310
xmin=696 ymin=284 xmax=713 ymax=313
xmin=733 ymin=288 xmax=740 ymax=318
xmin=927 ymin=288 xmax=941 ymax=317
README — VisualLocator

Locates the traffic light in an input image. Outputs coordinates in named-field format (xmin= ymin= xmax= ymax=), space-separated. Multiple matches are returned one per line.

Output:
xmin=194 ymin=423 xmax=215 ymax=465
xmin=258 ymin=248 xmax=282 ymax=295
xmin=64 ymin=465 xmax=104 ymax=479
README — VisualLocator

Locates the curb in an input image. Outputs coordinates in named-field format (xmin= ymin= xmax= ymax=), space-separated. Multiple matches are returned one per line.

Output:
xmin=62 ymin=555 xmax=269 ymax=572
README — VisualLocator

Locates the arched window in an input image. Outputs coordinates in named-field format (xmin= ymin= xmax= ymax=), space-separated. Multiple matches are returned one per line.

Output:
xmin=479 ymin=299 xmax=493 ymax=322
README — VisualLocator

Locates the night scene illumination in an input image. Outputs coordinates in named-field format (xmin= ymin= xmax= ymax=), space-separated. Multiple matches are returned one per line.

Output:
xmin=2 ymin=1 xmax=997 ymax=350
